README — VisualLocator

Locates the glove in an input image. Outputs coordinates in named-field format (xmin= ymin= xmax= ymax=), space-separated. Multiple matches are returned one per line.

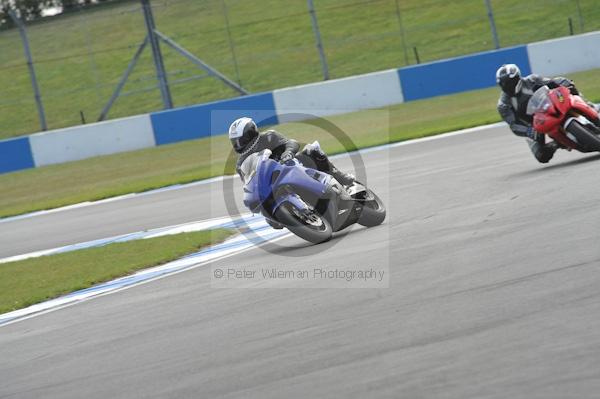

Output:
xmin=280 ymin=150 xmax=294 ymax=163
xmin=569 ymin=86 xmax=580 ymax=96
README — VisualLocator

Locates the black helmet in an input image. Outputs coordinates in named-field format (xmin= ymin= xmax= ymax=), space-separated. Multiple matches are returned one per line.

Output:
xmin=496 ymin=64 xmax=521 ymax=96
xmin=229 ymin=117 xmax=259 ymax=154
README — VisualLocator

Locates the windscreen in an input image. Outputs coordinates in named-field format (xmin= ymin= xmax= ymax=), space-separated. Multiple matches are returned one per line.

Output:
xmin=526 ymin=86 xmax=551 ymax=115
xmin=239 ymin=153 xmax=261 ymax=184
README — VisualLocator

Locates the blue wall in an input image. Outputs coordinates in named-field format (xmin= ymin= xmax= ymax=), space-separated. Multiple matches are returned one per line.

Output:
xmin=151 ymin=92 xmax=279 ymax=146
xmin=398 ymin=46 xmax=531 ymax=101
xmin=0 ymin=137 xmax=34 ymax=174
xmin=7 ymin=33 xmax=594 ymax=175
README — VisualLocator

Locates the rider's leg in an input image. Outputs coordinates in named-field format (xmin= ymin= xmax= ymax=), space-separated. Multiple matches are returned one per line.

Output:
xmin=527 ymin=133 xmax=558 ymax=164
xmin=299 ymin=141 xmax=355 ymax=185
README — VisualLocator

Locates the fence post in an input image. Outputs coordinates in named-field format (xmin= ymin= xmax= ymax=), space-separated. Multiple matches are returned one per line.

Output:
xmin=140 ymin=0 xmax=173 ymax=109
xmin=484 ymin=0 xmax=500 ymax=49
xmin=220 ymin=0 xmax=242 ymax=86
xmin=8 ymin=10 xmax=47 ymax=131
xmin=98 ymin=37 xmax=149 ymax=121
xmin=413 ymin=47 xmax=420 ymax=64
xmin=154 ymin=30 xmax=248 ymax=95
xmin=575 ymin=0 xmax=584 ymax=32
xmin=568 ymin=17 xmax=574 ymax=35
xmin=307 ymin=0 xmax=329 ymax=80
xmin=394 ymin=0 xmax=410 ymax=66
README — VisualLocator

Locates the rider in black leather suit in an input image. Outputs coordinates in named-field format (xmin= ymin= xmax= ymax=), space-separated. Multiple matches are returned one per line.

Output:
xmin=496 ymin=63 xmax=599 ymax=164
xmin=229 ymin=117 xmax=355 ymax=186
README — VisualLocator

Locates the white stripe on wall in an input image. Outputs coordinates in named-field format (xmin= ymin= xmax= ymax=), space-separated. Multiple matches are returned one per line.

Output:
xmin=30 ymin=115 xmax=156 ymax=167
xmin=528 ymin=31 xmax=600 ymax=77
xmin=273 ymin=69 xmax=403 ymax=123
xmin=16 ymin=32 xmax=600 ymax=171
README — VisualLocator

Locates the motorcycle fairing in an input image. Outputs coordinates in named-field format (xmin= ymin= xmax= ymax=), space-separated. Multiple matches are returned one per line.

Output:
xmin=243 ymin=151 xmax=334 ymax=216
xmin=532 ymin=86 xmax=600 ymax=150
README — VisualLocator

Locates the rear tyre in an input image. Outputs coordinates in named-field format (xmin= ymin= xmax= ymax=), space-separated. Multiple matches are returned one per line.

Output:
xmin=566 ymin=120 xmax=600 ymax=152
xmin=357 ymin=190 xmax=386 ymax=227
xmin=274 ymin=203 xmax=333 ymax=244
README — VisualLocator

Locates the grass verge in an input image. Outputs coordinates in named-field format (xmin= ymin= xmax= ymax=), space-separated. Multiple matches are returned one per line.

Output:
xmin=1 ymin=68 xmax=599 ymax=219
xmin=1 ymin=0 xmax=599 ymax=137
xmin=0 ymin=229 xmax=234 ymax=314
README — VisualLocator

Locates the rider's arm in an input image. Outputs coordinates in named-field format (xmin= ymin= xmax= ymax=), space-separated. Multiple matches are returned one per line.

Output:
xmin=284 ymin=139 xmax=300 ymax=155
xmin=525 ymin=72 xmax=576 ymax=91
xmin=548 ymin=76 xmax=579 ymax=94
xmin=264 ymin=130 xmax=300 ymax=157
xmin=528 ymin=74 xmax=580 ymax=98
xmin=497 ymin=94 xmax=530 ymax=138
xmin=554 ymin=77 xmax=578 ymax=94
xmin=525 ymin=74 xmax=574 ymax=92
xmin=235 ymin=159 xmax=244 ymax=181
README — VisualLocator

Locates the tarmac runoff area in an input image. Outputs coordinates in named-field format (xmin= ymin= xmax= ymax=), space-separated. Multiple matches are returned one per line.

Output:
xmin=2 ymin=123 xmax=600 ymax=398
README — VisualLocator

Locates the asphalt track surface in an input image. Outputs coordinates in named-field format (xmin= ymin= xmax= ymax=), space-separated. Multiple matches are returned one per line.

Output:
xmin=2 ymin=125 xmax=600 ymax=398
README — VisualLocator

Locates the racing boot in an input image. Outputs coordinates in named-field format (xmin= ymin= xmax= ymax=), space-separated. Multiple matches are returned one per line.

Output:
xmin=538 ymin=141 xmax=559 ymax=163
xmin=330 ymin=167 xmax=355 ymax=186
xmin=546 ymin=141 xmax=560 ymax=152
xmin=302 ymin=141 xmax=327 ymax=161
xmin=303 ymin=141 xmax=355 ymax=186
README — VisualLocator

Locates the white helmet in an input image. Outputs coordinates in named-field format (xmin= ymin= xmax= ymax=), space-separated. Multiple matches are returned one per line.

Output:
xmin=496 ymin=64 xmax=521 ymax=95
xmin=229 ymin=117 xmax=259 ymax=154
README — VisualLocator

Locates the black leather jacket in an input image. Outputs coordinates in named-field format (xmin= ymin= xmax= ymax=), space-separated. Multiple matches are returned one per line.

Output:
xmin=497 ymin=74 xmax=577 ymax=137
xmin=235 ymin=130 xmax=300 ymax=178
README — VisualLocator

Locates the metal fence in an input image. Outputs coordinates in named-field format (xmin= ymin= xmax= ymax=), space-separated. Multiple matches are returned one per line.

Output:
xmin=0 ymin=0 xmax=597 ymax=137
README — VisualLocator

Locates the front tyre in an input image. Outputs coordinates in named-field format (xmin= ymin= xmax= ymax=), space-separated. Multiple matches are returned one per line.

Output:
xmin=357 ymin=189 xmax=386 ymax=227
xmin=274 ymin=203 xmax=333 ymax=244
xmin=566 ymin=120 xmax=600 ymax=152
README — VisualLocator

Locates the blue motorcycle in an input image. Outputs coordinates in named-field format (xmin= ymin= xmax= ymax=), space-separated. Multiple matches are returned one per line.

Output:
xmin=240 ymin=148 xmax=386 ymax=244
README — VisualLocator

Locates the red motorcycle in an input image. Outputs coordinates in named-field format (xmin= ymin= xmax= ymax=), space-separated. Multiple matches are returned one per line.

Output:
xmin=527 ymin=85 xmax=600 ymax=152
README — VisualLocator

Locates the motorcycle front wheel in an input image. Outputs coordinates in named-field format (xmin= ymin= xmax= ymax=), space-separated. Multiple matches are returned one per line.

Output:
xmin=566 ymin=120 xmax=600 ymax=152
xmin=274 ymin=203 xmax=333 ymax=244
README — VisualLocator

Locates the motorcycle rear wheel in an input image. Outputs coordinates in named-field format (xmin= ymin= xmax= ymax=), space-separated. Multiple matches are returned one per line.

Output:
xmin=357 ymin=189 xmax=386 ymax=227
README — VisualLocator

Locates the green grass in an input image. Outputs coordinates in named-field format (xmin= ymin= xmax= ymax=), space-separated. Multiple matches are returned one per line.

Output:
xmin=2 ymin=67 xmax=599 ymax=219
xmin=0 ymin=229 xmax=234 ymax=314
xmin=0 ymin=0 xmax=598 ymax=137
